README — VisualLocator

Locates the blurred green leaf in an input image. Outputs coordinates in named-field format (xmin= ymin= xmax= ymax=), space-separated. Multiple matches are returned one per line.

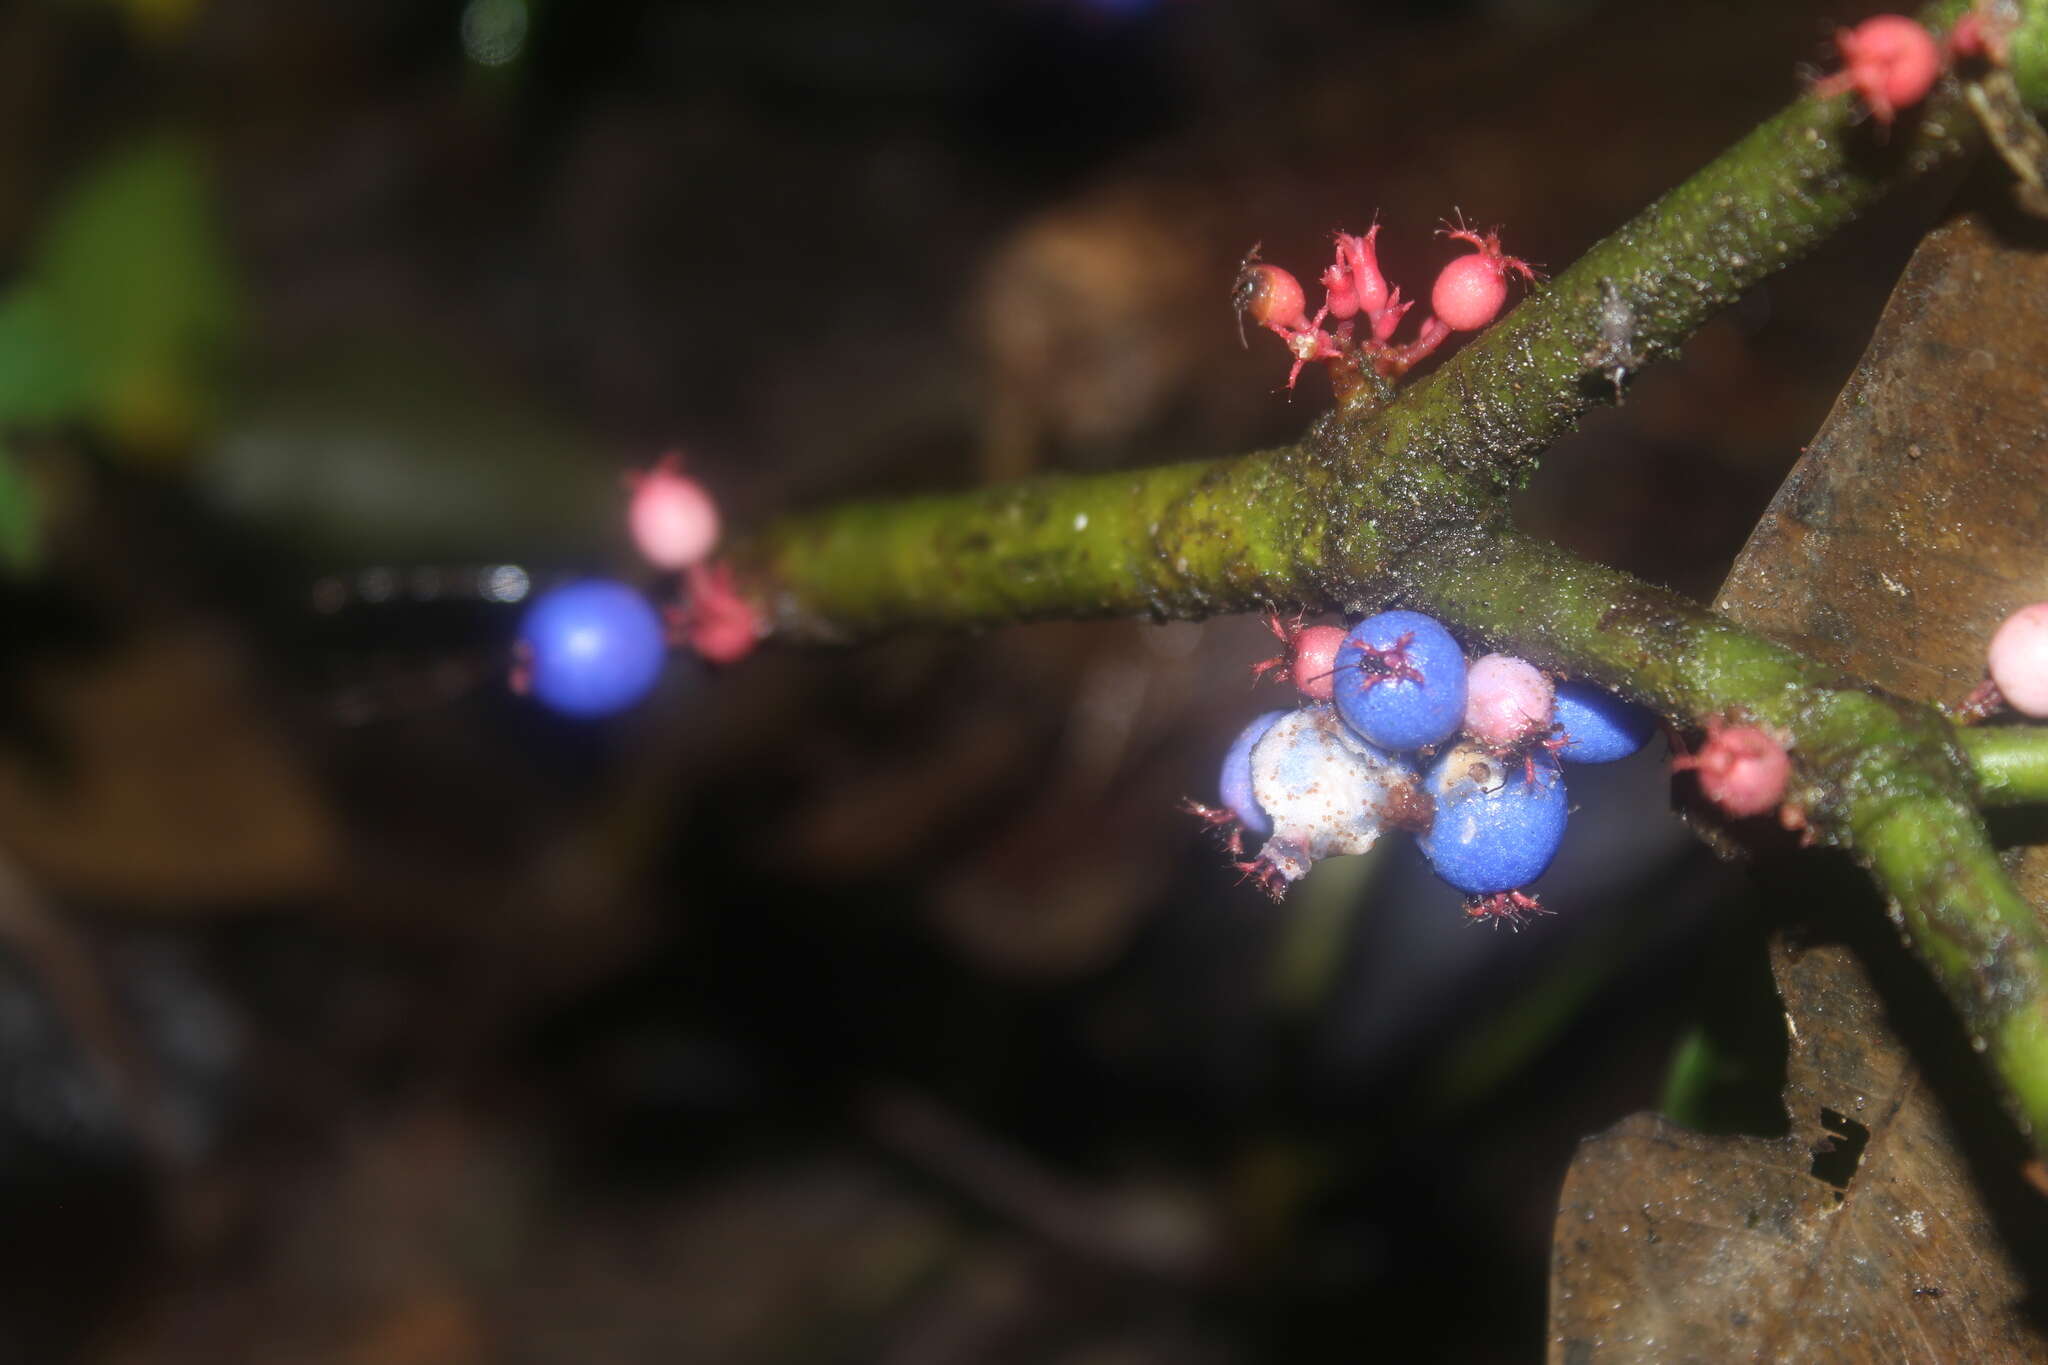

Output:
xmin=1265 ymin=846 xmax=1380 ymax=1015
xmin=0 ymin=134 xmax=241 ymax=456
xmin=199 ymin=336 xmax=619 ymax=565
xmin=0 ymin=443 xmax=41 ymax=574
xmin=1656 ymin=914 xmax=1787 ymax=1136
xmin=0 ymin=286 xmax=94 ymax=425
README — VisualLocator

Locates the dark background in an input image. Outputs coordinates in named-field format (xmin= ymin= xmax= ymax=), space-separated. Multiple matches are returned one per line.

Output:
xmin=0 ymin=0 xmax=1942 ymax=1359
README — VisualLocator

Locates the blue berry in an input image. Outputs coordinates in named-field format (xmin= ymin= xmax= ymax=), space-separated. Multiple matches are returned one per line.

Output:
xmin=1331 ymin=610 xmax=1467 ymax=752
xmin=516 ymin=579 xmax=667 ymax=717
xmin=1245 ymin=704 xmax=1421 ymax=893
xmin=1551 ymin=681 xmax=1656 ymax=764
xmin=1418 ymin=741 xmax=1568 ymax=895
xmin=1219 ymin=710 xmax=1289 ymax=838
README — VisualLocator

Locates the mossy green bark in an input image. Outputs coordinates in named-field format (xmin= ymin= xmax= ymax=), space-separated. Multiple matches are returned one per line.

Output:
xmin=1410 ymin=530 xmax=2048 ymax=1135
xmin=742 ymin=4 xmax=2031 ymax=631
xmin=739 ymin=424 xmax=1497 ymax=642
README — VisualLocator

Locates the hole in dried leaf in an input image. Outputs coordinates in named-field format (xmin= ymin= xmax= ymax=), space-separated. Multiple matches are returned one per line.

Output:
xmin=1810 ymin=1108 xmax=1870 ymax=1189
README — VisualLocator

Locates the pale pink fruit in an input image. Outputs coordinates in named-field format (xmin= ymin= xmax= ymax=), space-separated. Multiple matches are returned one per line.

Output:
xmin=1462 ymin=653 xmax=1555 ymax=748
xmin=1988 ymin=603 xmax=2048 ymax=718
xmin=1676 ymin=722 xmax=1790 ymax=818
xmin=1290 ymin=625 xmax=1346 ymax=702
xmin=1430 ymin=225 xmax=1539 ymax=333
xmin=1814 ymin=15 xmax=1941 ymax=127
xmin=629 ymin=455 xmax=721 ymax=570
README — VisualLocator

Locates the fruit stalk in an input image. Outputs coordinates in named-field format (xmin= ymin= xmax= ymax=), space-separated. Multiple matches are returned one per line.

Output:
xmin=1958 ymin=724 xmax=2048 ymax=804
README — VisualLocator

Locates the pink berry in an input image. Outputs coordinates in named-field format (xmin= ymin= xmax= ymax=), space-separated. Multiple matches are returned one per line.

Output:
xmin=1250 ymin=616 xmax=1346 ymax=700
xmin=1234 ymin=258 xmax=1310 ymax=335
xmin=1432 ymin=253 xmax=1510 ymax=332
xmin=1949 ymin=7 xmax=2012 ymax=66
xmin=1462 ymin=653 xmax=1555 ymax=749
xmin=673 ymin=561 xmax=759 ymax=665
xmin=1429 ymin=224 xmax=1539 ymax=333
xmin=1988 ymin=603 xmax=2048 ymax=718
xmin=1676 ymin=722 xmax=1790 ymax=819
xmin=1290 ymin=625 xmax=1345 ymax=702
xmin=1816 ymin=15 xmax=1941 ymax=127
xmin=629 ymin=454 xmax=721 ymax=570
xmin=1234 ymin=252 xmax=1343 ymax=390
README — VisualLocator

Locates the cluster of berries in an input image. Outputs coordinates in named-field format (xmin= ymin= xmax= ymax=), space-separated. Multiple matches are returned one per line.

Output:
xmin=1196 ymin=6 xmax=2027 ymax=914
xmin=1192 ymin=595 xmax=2048 ymax=915
xmin=1233 ymin=10 xmax=1993 ymax=395
xmin=1188 ymin=610 xmax=1656 ymax=926
xmin=510 ymin=454 xmax=760 ymax=717
xmin=1235 ymin=219 xmax=1538 ymax=391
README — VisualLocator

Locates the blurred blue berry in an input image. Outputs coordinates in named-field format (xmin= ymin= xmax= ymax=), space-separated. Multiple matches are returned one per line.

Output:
xmin=1244 ymin=705 xmax=1421 ymax=894
xmin=1552 ymin=682 xmax=1656 ymax=764
xmin=1331 ymin=610 xmax=1467 ymax=752
xmin=1418 ymin=741 xmax=1568 ymax=895
xmin=1220 ymin=710 xmax=1289 ymax=838
xmin=517 ymin=579 xmax=667 ymax=717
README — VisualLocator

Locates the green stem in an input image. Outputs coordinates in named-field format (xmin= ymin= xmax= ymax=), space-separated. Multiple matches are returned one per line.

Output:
xmin=737 ymin=434 xmax=1481 ymax=641
xmin=1959 ymin=723 xmax=2048 ymax=805
xmin=739 ymin=5 xmax=2038 ymax=637
xmin=1407 ymin=529 xmax=2048 ymax=1137
xmin=1377 ymin=5 xmax=1979 ymax=485
xmin=1858 ymin=789 xmax=2048 ymax=1133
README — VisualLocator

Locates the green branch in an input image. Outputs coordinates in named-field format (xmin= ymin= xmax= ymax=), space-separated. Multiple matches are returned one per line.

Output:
xmin=1406 ymin=529 xmax=2048 ymax=1135
xmin=1959 ymin=723 xmax=2048 ymax=805
xmin=735 ymin=432 xmax=1490 ymax=641
xmin=740 ymin=6 xmax=2040 ymax=638
xmin=721 ymin=9 xmax=2048 ymax=1144
xmin=1379 ymin=5 xmax=1977 ymax=485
